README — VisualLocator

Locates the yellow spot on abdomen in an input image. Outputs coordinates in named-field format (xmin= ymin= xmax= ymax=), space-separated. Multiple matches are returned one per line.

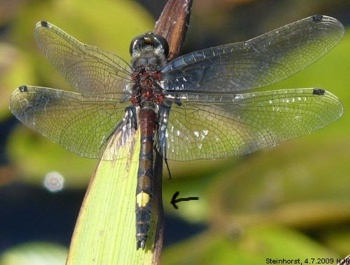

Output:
xmin=136 ymin=192 xmax=150 ymax=208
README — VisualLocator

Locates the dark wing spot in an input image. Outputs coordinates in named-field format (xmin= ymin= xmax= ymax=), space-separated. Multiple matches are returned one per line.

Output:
xmin=313 ymin=88 xmax=326 ymax=95
xmin=40 ymin=21 xmax=49 ymax=27
xmin=312 ymin=15 xmax=323 ymax=22
xmin=19 ymin=85 xmax=28 ymax=92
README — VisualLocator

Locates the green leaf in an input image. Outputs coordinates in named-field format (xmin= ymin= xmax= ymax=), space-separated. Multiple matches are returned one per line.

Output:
xmin=66 ymin=130 xmax=157 ymax=264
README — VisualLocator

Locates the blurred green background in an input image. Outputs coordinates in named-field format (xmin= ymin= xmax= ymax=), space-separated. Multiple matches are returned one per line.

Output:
xmin=0 ymin=0 xmax=350 ymax=264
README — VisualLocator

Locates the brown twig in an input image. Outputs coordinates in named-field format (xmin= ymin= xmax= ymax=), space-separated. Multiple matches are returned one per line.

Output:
xmin=151 ymin=0 xmax=193 ymax=264
xmin=154 ymin=0 xmax=193 ymax=60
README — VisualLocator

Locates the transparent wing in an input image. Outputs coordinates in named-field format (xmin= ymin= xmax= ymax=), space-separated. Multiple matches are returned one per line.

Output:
xmin=9 ymin=85 xmax=134 ymax=160
xmin=161 ymin=15 xmax=344 ymax=92
xmin=34 ymin=21 xmax=132 ymax=95
xmin=162 ymin=89 xmax=343 ymax=161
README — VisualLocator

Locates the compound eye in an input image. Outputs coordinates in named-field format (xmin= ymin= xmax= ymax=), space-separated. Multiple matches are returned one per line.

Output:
xmin=129 ymin=35 xmax=144 ymax=55
xmin=153 ymin=35 xmax=169 ymax=58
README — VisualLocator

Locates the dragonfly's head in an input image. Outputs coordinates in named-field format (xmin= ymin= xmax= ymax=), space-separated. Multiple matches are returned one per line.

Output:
xmin=130 ymin=32 xmax=169 ymax=70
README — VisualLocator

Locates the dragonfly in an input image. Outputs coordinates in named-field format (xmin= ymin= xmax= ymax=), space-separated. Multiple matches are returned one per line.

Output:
xmin=10 ymin=15 xmax=344 ymax=250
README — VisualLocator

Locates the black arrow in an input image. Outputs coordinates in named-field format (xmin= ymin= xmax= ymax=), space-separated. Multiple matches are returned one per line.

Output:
xmin=170 ymin=191 xmax=199 ymax=210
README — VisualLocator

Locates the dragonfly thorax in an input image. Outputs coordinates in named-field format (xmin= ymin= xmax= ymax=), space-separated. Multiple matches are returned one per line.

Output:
xmin=130 ymin=70 xmax=165 ymax=107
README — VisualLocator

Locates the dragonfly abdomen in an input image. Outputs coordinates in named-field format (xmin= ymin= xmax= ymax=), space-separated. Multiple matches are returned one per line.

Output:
xmin=135 ymin=108 xmax=157 ymax=250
